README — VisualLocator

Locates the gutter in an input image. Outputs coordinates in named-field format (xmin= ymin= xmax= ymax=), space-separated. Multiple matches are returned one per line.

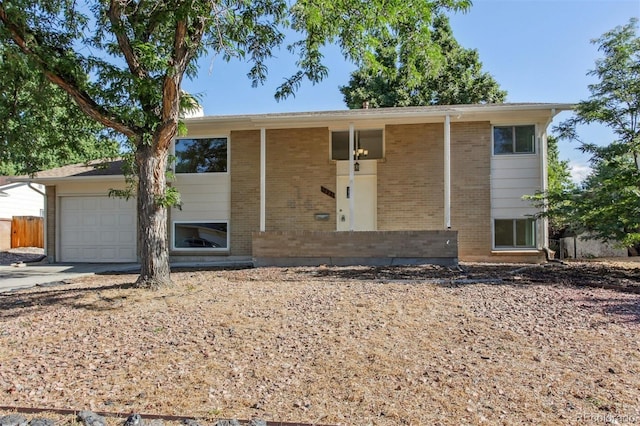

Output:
xmin=27 ymin=182 xmax=46 ymax=197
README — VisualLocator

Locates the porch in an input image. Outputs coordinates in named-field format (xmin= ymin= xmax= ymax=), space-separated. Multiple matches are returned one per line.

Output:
xmin=252 ymin=230 xmax=458 ymax=267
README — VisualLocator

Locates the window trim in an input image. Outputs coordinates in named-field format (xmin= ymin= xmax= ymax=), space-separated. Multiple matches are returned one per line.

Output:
xmin=492 ymin=125 xmax=537 ymax=156
xmin=172 ymin=135 xmax=230 ymax=175
xmin=330 ymin=128 xmax=385 ymax=161
xmin=492 ymin=218 xmax=537 ymax=250
xmin=172 ymin=220 xmax=229 ymax=252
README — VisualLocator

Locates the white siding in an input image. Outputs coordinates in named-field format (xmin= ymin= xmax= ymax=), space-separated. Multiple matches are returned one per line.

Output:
xmin=0 ymin=183 xmax=44 ymax=219
xmin=170 ymin=174 xmax=230 ymax=221
xmin=491 ymin=155 xmax=540 ymax=218
xmin=56 ymin=180 xmax=128 ymax=196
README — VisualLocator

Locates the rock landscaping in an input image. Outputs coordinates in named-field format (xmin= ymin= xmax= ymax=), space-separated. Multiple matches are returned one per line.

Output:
xmin=0 ymin=412 xmax=270 ymax=426
xmin=0 ymin=261 xmax=639 ymax=425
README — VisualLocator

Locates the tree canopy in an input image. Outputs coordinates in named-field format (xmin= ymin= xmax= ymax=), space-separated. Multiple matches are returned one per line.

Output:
xmin=0 ymin=0 xmax=472 ymax=287
xmin=340 ymin=14 xmax=506 ymax=108
xmin=0 ymin=42 xmax=119 ymax=176
xmin=552 ymin=18 xmax=640 ymax=253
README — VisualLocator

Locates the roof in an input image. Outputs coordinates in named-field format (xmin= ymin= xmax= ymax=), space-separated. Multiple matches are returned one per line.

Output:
xmin=0 ymin=176 xmax=28 ymax=193
xmin=11 ymin=159 xmax=126 ymax=182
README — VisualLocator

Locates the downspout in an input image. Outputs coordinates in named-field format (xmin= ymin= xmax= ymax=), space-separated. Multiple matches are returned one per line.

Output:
xmin=541 ymin=108 xmax=555 ymax=261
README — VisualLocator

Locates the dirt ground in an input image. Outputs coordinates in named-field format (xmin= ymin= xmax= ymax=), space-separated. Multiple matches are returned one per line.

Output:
xmin=0 ymin=260 xmax=639 ymax=425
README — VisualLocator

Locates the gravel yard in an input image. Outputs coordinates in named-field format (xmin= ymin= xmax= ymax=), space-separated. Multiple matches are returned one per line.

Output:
xmin=0 ymin=261 xmax=639 ymax=425
xmin=0 ymin=248 xmax=46 ymax=266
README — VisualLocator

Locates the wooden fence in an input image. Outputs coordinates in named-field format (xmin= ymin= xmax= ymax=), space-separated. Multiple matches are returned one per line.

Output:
xmin=11 ymin=216 xmax=44 ymax=248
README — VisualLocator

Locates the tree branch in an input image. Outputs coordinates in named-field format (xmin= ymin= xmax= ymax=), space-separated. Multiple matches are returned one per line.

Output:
xmin=0 ymin=4 xmax=139 ymax=138
xmin=154 ymin=15 xmax=206 ymax=153
xmin=108 ymin=0 xmax=147 ymax=79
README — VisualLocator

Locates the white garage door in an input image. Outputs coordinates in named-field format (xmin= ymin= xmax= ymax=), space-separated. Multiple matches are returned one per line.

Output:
xmin=60 ymin=196 xmax=137 ymax=262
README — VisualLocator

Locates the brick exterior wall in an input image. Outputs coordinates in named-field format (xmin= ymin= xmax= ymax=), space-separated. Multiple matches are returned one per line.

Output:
xmin=46 ymin=185 xmax=56 ymax=262
xmin=265 ymin=128 xmax=336 ymax=232
xmin=230 ymin=121 xmax=533 ymax=262
xmin=378 ymin=123 xmax=444 ymax=230
xmin=450 ymin=122 xmax=493 ymax=259
xmin=229 ymin=130 xmax=261 ymax=256
xmin=253 ymin=230 xmax=458 ymax=266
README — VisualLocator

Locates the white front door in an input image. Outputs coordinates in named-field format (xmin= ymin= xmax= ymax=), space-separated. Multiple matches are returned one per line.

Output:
xmin=336 ymin=161 xmax=377 ymax=231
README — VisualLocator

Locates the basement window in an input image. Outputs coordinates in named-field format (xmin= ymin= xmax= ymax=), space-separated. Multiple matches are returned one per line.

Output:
xmin=494 ymin=219 xmax=536 ymax=249
xmin=173 ymin=222 xmax=228 ymax=250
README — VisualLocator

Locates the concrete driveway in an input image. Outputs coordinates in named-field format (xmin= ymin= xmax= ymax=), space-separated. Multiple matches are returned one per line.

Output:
xmin=0 ymin=258 xmax=254 ymax=293
xmin=0 ymin=263 xmax=140 ymax=293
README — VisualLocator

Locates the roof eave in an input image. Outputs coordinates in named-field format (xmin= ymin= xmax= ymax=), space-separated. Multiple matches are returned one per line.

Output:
xmin=11 ymin=175 xmax=127 ymax=184
xmin=184 ymin=103 xmax=575 ymax=130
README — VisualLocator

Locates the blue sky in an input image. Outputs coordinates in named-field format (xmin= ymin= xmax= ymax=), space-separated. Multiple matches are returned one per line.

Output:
xmin=182 ymin=0 xmax=640 ymax=183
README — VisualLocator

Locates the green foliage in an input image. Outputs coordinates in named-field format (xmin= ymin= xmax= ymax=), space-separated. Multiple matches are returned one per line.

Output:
xmin=531 ymin=136 xmax=577 ymax=238
xmin=0 ymin=42 xmax=119 ymax=175
xmin=340 ymin=14 xmax=506 ymax=108
xmin=108 ymin=152 xmax=137 ymax=201
xmin=547 ymin=136 xmax=574 ymax=195
xmin=578 ymin=156 xmax=640 ymax=248
xmin=155 ymin=185 xmax=182 ymax=209
xmin=552 ymin=18 xmax=640 ymax=252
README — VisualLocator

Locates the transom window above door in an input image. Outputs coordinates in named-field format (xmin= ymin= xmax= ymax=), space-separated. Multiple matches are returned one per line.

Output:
xmin=331 ymin=129 xmax=383 ymax=160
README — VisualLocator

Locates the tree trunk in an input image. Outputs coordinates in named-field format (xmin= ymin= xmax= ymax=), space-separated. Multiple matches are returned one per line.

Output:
xmin=135 ymin=143 xmax=173 ymax=289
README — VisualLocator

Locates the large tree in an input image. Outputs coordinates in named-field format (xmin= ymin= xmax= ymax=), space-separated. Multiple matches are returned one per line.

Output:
xmin=553 ymin=18 xmax=640 ymax=253
xmin=340 ymin=13 xmax=506 ymax=108
xmin=0 ymin=0 xmax=472 ymax=288
xmin=0 ymin=42 xmax=119 ymax=175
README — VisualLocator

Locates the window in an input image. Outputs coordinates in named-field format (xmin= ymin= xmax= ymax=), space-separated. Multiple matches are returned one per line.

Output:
xmin=493 ymin=125 xmax=535 ymax=154
xmin=174 ymin=137 xmax=227 ymax=173
xmin=331 ymin=129 xmax=383 ymax=160
xmin=494 ymin=219 xmax=536 ymax=248
xmin=173 ymin=222 xmax=228 ymax=250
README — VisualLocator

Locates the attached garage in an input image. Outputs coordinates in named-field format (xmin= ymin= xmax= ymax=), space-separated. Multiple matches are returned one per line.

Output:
xmin=59 ymin=196 xmax=137 ymax=262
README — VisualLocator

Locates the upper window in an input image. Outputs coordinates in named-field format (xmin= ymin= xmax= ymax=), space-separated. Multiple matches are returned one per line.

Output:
xmin=493 ymin=125 xmax=535 ymax=155
xmin=174 ymin=137 xmax=227 ymax=173
xmin=331 ymin=129 xmax=383 ymax=160
xmin=494 ymin=218 xmax=536 ymax=249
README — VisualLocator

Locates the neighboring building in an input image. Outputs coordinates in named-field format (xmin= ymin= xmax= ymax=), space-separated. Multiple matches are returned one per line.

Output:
xmin=19 ymin=103 xmax=571 ymax=265
xmin=559 ymin=234 xmax=628 ymax=259
xmin=0 ymin=177 xmax=45 ymax=250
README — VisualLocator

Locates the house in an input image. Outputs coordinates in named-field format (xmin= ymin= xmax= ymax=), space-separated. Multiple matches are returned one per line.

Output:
xmin=20 ymin=103 xmax=572 ymax=265
xmin=0 ymin=177 xmax=45 ymax=250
